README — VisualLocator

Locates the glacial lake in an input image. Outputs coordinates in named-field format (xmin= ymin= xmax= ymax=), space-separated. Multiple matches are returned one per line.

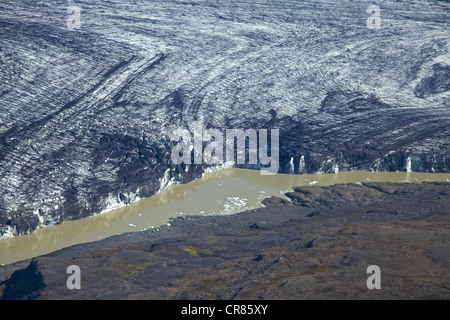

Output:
xmin=1 ymin=168 xmax=449 ymax=265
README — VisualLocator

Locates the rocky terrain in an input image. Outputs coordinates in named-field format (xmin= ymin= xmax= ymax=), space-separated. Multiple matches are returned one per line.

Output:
xmin=0 ymin=1 xmax=449 ymax=238
xmin=0 ymin=181 xmax=448 ymax=300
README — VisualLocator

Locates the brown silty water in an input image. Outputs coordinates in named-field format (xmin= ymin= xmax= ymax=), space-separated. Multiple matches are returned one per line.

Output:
xmin=0 ymin=168 xmax=449 ymax=265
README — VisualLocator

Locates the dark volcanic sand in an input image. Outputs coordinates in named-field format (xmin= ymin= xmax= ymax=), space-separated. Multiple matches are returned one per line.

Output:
xmin=0 ymin=182 xmax=449 ymax=300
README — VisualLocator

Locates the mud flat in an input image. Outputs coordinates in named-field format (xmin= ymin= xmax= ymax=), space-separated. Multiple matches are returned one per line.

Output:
xmin=0 ymin=181 xmax=448 ymax=300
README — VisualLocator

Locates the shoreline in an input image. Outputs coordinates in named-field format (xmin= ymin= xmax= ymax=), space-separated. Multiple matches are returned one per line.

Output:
xmin=1 ymin=169 xmax=449 ymax=266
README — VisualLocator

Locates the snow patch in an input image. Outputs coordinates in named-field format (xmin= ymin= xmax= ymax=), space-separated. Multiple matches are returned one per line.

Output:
xmin=0 ymin=225 xmax=16 ymax=240
xmin=202 ymin=161 xmax=236 ymax=177
xmin=220 ymin=197 xmax=248 ymax=214
xmin=159 ymin=168 xmax=179 ymax=191
xmin=99 ymin=190 xmax=141 ymax=215
xmin=406 ymin=156 xmax=412 ymax=172
xmin=288 ymin=157 xmax=294 ymax=174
